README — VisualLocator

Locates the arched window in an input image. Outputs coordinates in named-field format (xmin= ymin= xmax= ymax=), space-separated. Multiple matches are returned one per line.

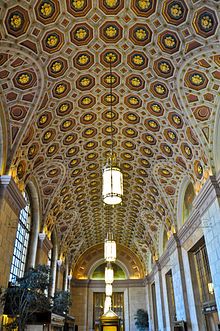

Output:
xmin=183 ymin=182 xmax=195 ymax=223
xmin=9 ymin=190 xmax=31 ymax=283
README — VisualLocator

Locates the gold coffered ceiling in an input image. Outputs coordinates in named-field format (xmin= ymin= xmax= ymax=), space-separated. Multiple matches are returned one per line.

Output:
xmin=0 ymin=0 xmax=220 ymax=272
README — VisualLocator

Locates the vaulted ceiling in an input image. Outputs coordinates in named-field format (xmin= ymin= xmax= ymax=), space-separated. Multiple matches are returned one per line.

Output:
xmin=0 ymin=0 xmax=220 ymax=273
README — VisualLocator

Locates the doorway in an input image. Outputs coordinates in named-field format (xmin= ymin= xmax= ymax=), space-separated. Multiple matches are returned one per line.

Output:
xmin=189 ymin=237 xmax=219 ymax=331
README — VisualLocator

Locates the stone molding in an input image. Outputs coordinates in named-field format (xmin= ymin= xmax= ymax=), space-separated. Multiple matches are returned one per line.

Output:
xmin=178 ymin=208 xmax=201 ymax=246
xmin=0 ymin=175 xmax=26 ymax=215
xmin=193 ymin=175 xmax=220 ymax=216
xmin=72 ymin=278 xmax=146 ymax=288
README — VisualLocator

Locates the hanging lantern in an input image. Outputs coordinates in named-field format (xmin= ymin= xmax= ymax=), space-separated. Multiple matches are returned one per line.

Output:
xmin=105 ymin=283 xmax=113 ymax=296
xmin=104 ymin=233 xmax=116 ymax=262
xmin=105 ymin=263 xmax=114 ymax=284
xmin=102 ymin=160 xmax=123 ymax=205
xmin=104 ymin=296 xmax=112 ymax=314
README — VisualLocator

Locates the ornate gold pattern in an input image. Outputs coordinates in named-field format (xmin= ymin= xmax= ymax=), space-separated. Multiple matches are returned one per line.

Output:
xmin=2 ymin=0 xmax=219 ymax=270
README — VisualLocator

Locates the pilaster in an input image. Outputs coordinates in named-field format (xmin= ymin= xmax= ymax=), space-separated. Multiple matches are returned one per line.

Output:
xmin=194 ymin=174 xmax=220 ymax=318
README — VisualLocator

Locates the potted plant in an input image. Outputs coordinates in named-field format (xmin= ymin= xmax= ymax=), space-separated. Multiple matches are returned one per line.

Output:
xmin=52 ymin=290 xmax=71 ymax=315
xmin=2 ymin=265 xmax=51 ymax=330
xmin=134 ymin=309 xmax=149 ymax=331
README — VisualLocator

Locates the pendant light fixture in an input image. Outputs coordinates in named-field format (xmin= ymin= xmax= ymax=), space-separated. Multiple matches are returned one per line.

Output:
xmin=104 ymin=232 xmax=116 ymax=262
xmin=105 ymin=283 xmax=113 ymax=296
xmin=105 ymin=262 xmax=114 ymax=284
xmin=102 ymin=55 xmax=123 ymax=205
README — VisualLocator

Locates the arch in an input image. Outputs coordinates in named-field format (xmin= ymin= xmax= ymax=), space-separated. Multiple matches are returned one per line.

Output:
xmin=88 ymin=259 xmax=129 ymax=280
xmin=0 ymin=99 xmax=7 ymax=175
xmin=177 ymin=176 xmax=195 ymax=229
xmin=25 ymin=178 xmax=41 ymax=269
xmin=158 ymin=225 xmax=169 ymax=257
xmin=72 ymin=243 xmax=145 ymax=280
xmin=213 ymin=102 xmax=220 ymax=174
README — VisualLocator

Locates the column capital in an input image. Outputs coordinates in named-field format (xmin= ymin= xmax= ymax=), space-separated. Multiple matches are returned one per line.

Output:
xmin=38 ymin=233 xmax=53 ymax=251
xmin=193 ymin=175 xmax=220 ymax=216
xmin=57 ymin=259 xmax=62 ymax=268
xmin=0 ymin=175 xmax=26 ymax=215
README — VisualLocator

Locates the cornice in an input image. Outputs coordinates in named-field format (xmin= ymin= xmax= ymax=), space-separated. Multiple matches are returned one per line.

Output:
xmin=0 ymin=175 xmax=26 ymax=215
xmin=71 ymin=278 xmax=146 ymax=288
xmin=193 ymin=176 xmax=220 ymax=216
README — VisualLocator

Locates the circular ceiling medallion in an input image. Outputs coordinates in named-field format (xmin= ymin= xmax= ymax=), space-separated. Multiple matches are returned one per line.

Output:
xmin=100 ymin=49 xmax=121 ymax=67
xmin=82 ymin=127 xmax=97 ymax=138
xmin=185 ymin=70 xmax=208 ymax=91
xmin=101 ymin=72 xmax=120 ymax=88
xmin=140 ymin=146 xmax=154 ymax=157
xmin=5 ymin=5 xmax=30 ymax=37
xmin=66 ymin=0 xmax=92 ymax=17
xmin=124 ymin=95 xmax=142 ymax=108
xmin=84 ymin=141 xmax=98 ymax=150
xmin=129 ymin=23 xmax=152 ymax=46
xmin=131 ymin=0 xmax=157 ymax=17
xmin=181 ymin=143 xmax=193 ymax=160
xmin=13 ymin=70 xmax=37 ymax=90
xmin=66 ymin=146 xmax=79 ymax=157
xmin=122 ymin=127 xmax=138 ymax=138
xmin=76 ymin=74 xmax=95 ymax=91
xmin=194 ymin=160 xmax=203 ymax=179
xmin=127 ymin=51 xmax=148 ymax=70
xmin=73 ymin=51 xmax=94 ymax=70
xmin=164 ymin=129 xmax=178 ymax=143
xmin=162 ymin=0 xmax=188 ymax=26
xmin=144 ymin=119 xmax=160 ymax=132
xmin=70 ymin=23 xmax=93 ymax=46
xmin=153 ymin=58 xmax=175 ymax=78
xmin=168 ymin=112 xmax=183 ymax=129
xmin=123 ymin=112 xmax=140 ymax=124
xmin=104 ymin=90 xmax=120 ymax=105
xmin=102 ymin=110 xmax=118 ymax=122
xmin=47 ymin=57 xmax=68 ymax=78
xmin=63 ymin=133 xmax=77 ymax=145
xmin=159 ymin=168 xmax=172 ymax=178
xmin=160 ymin=143 xmax=173 ymax=157
xmin=37 ymin=112 xmax=52 ymax=128
xmin=28 ymin=143 xmax=39 ymax=160
xmin=47 ymin=144 xmax=59 ymax=156
xmin=69 ymin=158 xmax=81 ymax=168
xmin=99 ymin=0 xmax=124 ymax=14
xmin=158 ymin=30 xmax=181 ymax=54
xmin=60 ymin=118 xmax=75 ymax=132
xmin=56 ymin=101 xmax=73 ymax=116
xmin=126 ymin=74 xmax=145 ymax=91
xmin=42 ymin=29 xmax=64 ymax=53
xmin=100 ymin=21 xmax=123 ymax=43
xmin=147 ymin=101 xmax=164 ymax=116
xmin=52 ymin=80 xmax=71 ymax=98
xmin=122 ymin=140 xmax=136 ymax=150
xmin=78 ymin=95 xmax=96 ymax=108
xmin=35 ymin=0 xmax=60 ymax=24
xmin=150 ymin=81 xmax=169 ymax=98
xmin=192 ymin=7 xmax=218 ymax=38
xmin=42 ymin=129 xmax=56 ymax=143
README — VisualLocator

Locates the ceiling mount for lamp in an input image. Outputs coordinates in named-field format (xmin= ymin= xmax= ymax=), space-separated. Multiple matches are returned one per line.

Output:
xmin=102 ymin=54 xmax=123 ymax=206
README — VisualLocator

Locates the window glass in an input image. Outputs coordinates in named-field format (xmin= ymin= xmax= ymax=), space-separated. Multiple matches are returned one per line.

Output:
xmin=9 ymin=191 xmax=31 ymax=283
